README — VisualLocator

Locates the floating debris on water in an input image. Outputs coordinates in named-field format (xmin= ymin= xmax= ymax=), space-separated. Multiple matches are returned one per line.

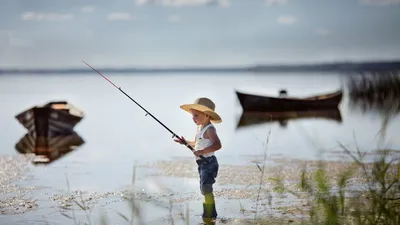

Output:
xmin=0 ymin=154 xmax=38 ymax=215
xmin=141 ymin=152 xmax=399 ymax=200
xmin=0 ymin=197 xmax=38 ymax=215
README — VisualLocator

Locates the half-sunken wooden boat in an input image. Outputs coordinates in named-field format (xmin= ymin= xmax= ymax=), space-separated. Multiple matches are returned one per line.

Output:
xmin=237 ymin=109 xmax=342 ymax=129
xmin=15 ymin=101 xmax=84 ymax=137
xmin=15 ymin=132 xmax=84 ymax=165
xmin=236 ymin=90 xmax=343 ymax=112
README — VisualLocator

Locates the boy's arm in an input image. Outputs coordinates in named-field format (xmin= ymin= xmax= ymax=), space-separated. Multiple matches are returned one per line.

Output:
xmin=186 ymin=135 xmax=196 ymax=147
xmin=198 ymin=127 xmax=221 ymax=155
xmin=186 ymin=139 xmax=195 ymax=148
xmin=175 ymin=136 xmax=195 ymax=148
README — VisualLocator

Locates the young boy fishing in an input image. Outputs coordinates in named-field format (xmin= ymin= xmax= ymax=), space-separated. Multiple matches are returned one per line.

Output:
xmin=174 ymin=97 xmax=222 ymax=220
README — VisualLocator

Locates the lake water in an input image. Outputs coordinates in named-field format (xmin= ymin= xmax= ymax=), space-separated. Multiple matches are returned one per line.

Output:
xmin=1 ymin=72 xmax=399 ymax=224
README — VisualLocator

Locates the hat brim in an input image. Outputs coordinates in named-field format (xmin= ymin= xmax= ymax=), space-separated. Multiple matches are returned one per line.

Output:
xmin=180 ymin=104 xmax=222 ymax=123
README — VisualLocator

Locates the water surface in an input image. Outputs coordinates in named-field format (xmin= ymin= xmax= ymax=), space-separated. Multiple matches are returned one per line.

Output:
xmin=1 ymin=73 xmax=399 ymax=224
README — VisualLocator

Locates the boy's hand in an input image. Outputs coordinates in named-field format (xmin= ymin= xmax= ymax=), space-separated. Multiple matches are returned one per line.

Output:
xmin=194 ymin=150 xmax=204 ymax=157
xmin=174 ymin=136 xmax=185 ymax=145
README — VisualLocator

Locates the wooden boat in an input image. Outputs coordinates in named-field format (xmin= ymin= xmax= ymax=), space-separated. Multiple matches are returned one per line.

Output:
xmin=15 ymin=101 xmax=84 ymax=137
xmin=236 ymin=90 xmax=343 ymax=112
xmin=237 ymin=109 xmax=342 ymax=129
xmin=15 ymin=132 xmax=84 ymax=165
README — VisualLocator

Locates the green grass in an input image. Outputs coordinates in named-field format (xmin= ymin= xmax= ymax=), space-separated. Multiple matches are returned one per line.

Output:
xmin=267 ymin=147 xmax=400 ymax=225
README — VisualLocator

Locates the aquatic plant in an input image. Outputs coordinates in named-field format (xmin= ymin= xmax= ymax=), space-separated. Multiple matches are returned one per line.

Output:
xmin=346 ymin=71 xmax=400 ymax=139
xmin=347 ymin=71 xmax=400 ymax=113
xmin=268 ymin=145 xmax=400 ymax=225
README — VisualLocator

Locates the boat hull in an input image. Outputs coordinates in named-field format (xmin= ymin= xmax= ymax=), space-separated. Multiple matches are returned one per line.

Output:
xmin=15 ymin=101 xmax=84 ymax=137
xmin=236 ymin=90 xmax=343 ymax=112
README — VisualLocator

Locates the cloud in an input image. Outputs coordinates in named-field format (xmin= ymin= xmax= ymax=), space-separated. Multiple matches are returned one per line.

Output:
xmin=135 ymin=0 xmax=228 ymax=7
xmin=81 ymin=6 xmax=95 ymax=13
xmin=277 ymin=16 xmax=297 ymax=25
xmin=360 ymin=0 xmax=400 ymax=5
xmin=219 ymin=0 xmax=230 ymax=7
xmin=21 ymin=12 xmax=74 ymax=21
xmin=107 ymin=13 xmax=133 ymax=21
xmin=315 ymin=28 xmax=331 ymax=36
xmin=168 ymin=15 xmax=181 ymax=23
xmin=265 ymin=0 xmax=288 ymax=6
xmin=135 ymin=0 xmax=149 ymax=5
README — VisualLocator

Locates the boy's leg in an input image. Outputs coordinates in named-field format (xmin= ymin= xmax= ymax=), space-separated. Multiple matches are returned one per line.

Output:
xmin=198 ymin=157 xmax=219 ymax=219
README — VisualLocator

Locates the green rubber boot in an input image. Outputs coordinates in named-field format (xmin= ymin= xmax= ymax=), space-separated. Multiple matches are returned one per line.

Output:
xmin=202 ymin=203 xmax=217 ymax=219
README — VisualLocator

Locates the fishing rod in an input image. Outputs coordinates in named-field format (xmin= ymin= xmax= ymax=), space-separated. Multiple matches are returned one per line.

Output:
xmin=82 ymin=60 xmax=209 ymax=163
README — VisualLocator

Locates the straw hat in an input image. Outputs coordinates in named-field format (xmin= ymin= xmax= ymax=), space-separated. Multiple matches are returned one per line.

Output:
xmin=180 ymin=97 xmax=222 ymax=123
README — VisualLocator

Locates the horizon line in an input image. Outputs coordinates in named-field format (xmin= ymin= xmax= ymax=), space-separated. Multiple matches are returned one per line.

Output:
xmin=1 ymin=59 xmax=400 ymax=74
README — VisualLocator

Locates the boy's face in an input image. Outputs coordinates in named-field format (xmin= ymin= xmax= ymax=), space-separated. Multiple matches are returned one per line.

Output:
xmin=190 ymin=109 xmax=208 ymax=125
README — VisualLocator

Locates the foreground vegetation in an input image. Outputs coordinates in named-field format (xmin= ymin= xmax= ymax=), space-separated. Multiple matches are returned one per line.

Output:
xmin=266 ymin=148 xmax=400 ymax=225
xmin=57 ymin=134 xmax=399 ymax=225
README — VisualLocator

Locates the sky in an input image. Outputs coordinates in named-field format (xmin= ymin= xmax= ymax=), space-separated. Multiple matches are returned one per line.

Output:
xmin=0 ymin=0 xmax=399 ymax=68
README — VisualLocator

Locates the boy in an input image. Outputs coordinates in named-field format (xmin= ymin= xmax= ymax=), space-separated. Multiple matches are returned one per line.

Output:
xmin=174 ymin=97 xmax=222 ymax=221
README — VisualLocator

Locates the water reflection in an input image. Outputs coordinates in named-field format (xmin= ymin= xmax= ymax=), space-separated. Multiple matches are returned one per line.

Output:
xmin=15 ymin=132 xmax=85 ymax=165
xmin=347 ymin=72 xmax=400 ymax=115
xmin=202 ymin=218 xmax=216 ymax=225
xmin=346 ymin=71 xmax=400 ymax=138
xmin=236 ymin=109 xmax=342 ymax=129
